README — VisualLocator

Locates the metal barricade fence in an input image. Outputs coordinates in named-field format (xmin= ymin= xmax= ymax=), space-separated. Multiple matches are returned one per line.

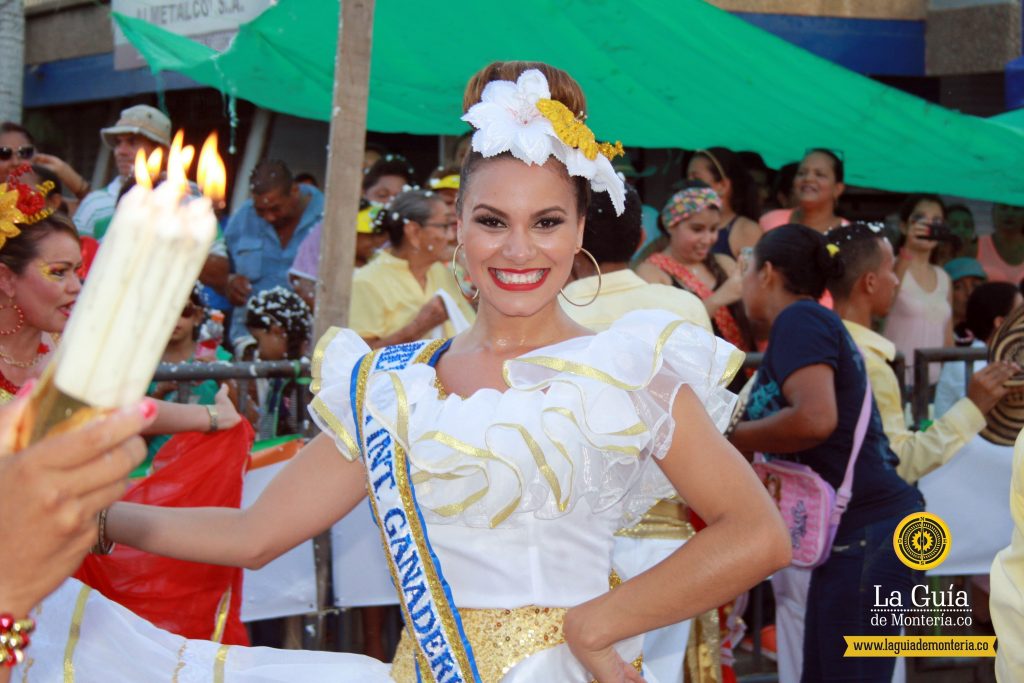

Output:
xmin=911 ymin=346 xmax=988 ymax=427
xmin=153 ymin=359 xmax=314 ymax=435
xmin=152 ymin=359 xmax=332 ymax=650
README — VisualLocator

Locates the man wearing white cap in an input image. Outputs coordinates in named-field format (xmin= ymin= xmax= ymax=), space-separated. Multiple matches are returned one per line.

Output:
xmin=73 ymin=104 xmax=172 ymax=240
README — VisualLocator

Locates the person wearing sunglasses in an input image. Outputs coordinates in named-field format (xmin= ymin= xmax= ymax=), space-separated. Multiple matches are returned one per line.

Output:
xmin=0 ymin=122 xmax=90 ymax=201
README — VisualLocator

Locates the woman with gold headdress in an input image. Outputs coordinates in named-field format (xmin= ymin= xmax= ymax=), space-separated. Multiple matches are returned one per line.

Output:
xmin=15 ymin=62 xmax=789 ymax=683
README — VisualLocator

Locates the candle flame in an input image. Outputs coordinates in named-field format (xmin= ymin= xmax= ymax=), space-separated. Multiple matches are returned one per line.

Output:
xmin=146 ymin=148 xmax=163 ymax=182
xmin=134 ymin=149 xmax=152 ymax=190
xmin=197 ymin=132 xmax=227 ymax=203
xmin=133 ymin=148 xmax=164 ymax=189
xmin=166 ymin=130 xmax=191 ymax=194
xmin=132 ymin=129 xmax=226 ymax=202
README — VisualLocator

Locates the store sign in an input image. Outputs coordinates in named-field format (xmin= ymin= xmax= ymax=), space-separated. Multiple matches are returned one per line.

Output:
xmin=112 ymin=0 xmax=272 ymax=70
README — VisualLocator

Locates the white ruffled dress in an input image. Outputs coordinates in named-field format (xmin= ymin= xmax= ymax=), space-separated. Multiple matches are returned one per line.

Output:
xmin=19 ymin=310 xmax=740 ymax=683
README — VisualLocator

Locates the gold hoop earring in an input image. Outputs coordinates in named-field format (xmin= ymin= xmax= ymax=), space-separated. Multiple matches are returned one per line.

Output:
xmin=450 ymin=243 xmax=479 ymax=301
xmin=560 ymin=248 xmax=601 ymax=307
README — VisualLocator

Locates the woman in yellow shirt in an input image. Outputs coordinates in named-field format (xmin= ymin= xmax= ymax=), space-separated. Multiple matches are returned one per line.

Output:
xmin=349 ymin=189 xmax=476 ymax=347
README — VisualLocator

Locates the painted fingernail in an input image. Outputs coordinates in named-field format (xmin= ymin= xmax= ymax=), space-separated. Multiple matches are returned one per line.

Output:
xmin=15 ymin=379 xmax=36 ymax=397
xmin=140 ymin=398 xmax=158 ymax=422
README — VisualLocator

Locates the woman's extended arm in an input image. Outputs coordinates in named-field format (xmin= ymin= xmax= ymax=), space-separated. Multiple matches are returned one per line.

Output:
xmin=564 ymin=386 xmax=791 ymax=680
xmin=106 ymin=433 xmax=368 ymax=570
xmin=704 ymin=255 xmax=742 ymax=317
xmin=143 ymin=384 xmax=242 ymax=435
xmin=365 ymin=296 xmax=448 ymax=349
xmin=729 ymin=363 xmax=838 ymax=454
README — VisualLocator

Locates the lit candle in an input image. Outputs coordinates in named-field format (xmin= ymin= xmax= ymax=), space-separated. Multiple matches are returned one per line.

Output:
xmin=24 ymin=131 xmax=226 ymax=442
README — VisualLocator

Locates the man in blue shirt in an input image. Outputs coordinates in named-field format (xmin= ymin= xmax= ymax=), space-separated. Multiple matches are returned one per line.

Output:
xmin=224 ymin=159 xmax=323 ymax=352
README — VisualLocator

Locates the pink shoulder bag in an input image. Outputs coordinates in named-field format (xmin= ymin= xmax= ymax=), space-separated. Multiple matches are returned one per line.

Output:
xmin=751 ymin=383 xmax=873 ymax=569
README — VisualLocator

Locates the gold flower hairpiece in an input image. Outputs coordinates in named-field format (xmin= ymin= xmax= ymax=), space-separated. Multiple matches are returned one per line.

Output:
xmin=535 ymin=99 xmax=625 ymax=162
xmin=0 ymin=185 xmax=25 ymax=251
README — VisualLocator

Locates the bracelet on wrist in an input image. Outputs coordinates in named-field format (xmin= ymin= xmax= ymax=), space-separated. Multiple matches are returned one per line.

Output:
xmin=91 ymin=508 xmax=113 ymax=555
xmin=205 ymin=404 xmax=219 ymax=432
xmin=0 ymin=614 xmax=35 ymax=667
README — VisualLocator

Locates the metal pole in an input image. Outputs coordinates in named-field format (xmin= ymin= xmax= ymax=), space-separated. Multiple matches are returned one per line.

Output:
xmin=308 ymin=0 xmax=377 ymax=652
xmin=912 ymin=350 xmax=931 ymax=427
xmin=230 ymin=107 xmax=273 ymax=215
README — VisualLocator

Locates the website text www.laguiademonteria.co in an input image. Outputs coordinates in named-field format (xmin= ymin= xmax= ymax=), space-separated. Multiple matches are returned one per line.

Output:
xmin=843 ymin=636 xmax=996 ymax=657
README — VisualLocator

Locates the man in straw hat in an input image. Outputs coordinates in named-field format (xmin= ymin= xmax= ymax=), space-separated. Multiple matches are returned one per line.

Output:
xmin=74 ymin=104 xmax=172 ymax=240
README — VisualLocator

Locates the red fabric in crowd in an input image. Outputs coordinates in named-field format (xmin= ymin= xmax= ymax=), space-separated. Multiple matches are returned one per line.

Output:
xmin=75 ymin=421 xmax=255 ymax=645
xmin=77 ymin=236 xmax=100 ymax=280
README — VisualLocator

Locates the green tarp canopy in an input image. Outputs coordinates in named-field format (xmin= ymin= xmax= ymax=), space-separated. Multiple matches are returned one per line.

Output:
xmin=116 ymin=0 xmax=1024 ymax=205
xmin=993 ymin=108 xmax=1024 ymax=131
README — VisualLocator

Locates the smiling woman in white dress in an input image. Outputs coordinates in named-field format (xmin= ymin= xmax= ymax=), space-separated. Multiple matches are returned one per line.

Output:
xmin=16 ymin=61 xmax=790 ymax=683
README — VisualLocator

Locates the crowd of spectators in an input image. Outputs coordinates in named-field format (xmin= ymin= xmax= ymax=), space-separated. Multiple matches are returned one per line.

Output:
xmin=3 ymin=103 xmax=1023 ymax=679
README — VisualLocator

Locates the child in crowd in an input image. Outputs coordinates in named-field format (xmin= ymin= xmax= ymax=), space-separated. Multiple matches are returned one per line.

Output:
xmin=142 ymin=284 xmax=234 ymax=476
xmin=244 ymin=286 xmax=314 ymax=438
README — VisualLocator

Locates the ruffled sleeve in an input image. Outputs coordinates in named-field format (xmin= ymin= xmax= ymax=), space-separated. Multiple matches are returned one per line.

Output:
xmin=395 ymin=310 xmax=743 ymax=528
xmin=504 ymin=309 xmax=743 ymax=457
xmin=308 ymin=327 xmax=371 ymax=461
xmin=506 ymin=309 xmax=742 ymax=523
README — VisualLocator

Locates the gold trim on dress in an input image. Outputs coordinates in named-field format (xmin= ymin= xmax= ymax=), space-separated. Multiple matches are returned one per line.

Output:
xmin=504 ymin=319 xmax=687 ymax=391
xmin=616 ymin=499 xmax=697 ymax=540
xmin=493 ymin=421 xmax=567 ymax=511
xmin=413 ymin=339 xmax=448 ymax=367
xmin=310 ymin=396 xmax=359 ymax=461
xmin=309 ymin=326 xmax=341 ymax=395
xmin=417 ymin=429 xmax=523 ymax=527
xmin=504 ymin=319 xmax=744 ymax=393
xmin=210 ymin=586 xmax=231 ymax=642
xmin=170 ymin=639 xmax=188 ymax=683
xmin=213 ymin=644 xmax=230 ymax=683
xmin=392 ymin=606 xmax=644 ymax=683
xmin=392 ymin=606 xmax=567 ymax=683
xmin=62 ymin=584 xmax=91 ymax=683
xmin=686 ymin=608 xmax=723 ymax=683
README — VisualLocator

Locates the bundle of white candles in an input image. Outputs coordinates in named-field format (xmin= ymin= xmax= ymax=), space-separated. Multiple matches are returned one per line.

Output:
xmin=50 ymin=131 xmax=226 ymax=410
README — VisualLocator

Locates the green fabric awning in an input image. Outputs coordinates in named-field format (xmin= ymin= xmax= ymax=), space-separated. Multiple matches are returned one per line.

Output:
xmin=993 ymin=108 xmax=1024 ymax=131
xmin=116 ymin=0 xmax=1024 ymax=205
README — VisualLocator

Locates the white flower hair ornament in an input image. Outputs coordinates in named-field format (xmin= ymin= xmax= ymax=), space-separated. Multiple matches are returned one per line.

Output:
xmin=461 ymin=69 xmax=627 ymax=215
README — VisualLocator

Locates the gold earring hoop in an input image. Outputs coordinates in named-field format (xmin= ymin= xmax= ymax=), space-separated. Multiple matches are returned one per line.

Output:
xmin=560 ymin=248 xmax=602 ymax=307
xmin=450 ymin=243 xmax=480 ymax=301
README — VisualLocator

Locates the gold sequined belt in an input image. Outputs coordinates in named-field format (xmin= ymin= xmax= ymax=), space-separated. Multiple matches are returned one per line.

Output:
xmin=390 ymin=605 xmax=642 ymax=682
xmin=615 ymin=498 xmax=696 ymax=540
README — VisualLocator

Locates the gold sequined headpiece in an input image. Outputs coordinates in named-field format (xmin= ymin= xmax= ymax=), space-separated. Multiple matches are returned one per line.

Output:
xmin=0 ymin=165 xmax=58 ymax=251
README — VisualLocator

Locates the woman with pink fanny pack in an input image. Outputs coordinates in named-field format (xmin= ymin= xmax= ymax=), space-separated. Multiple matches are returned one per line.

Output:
xmin=729 ymin=225 xmax=924 ymax=683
